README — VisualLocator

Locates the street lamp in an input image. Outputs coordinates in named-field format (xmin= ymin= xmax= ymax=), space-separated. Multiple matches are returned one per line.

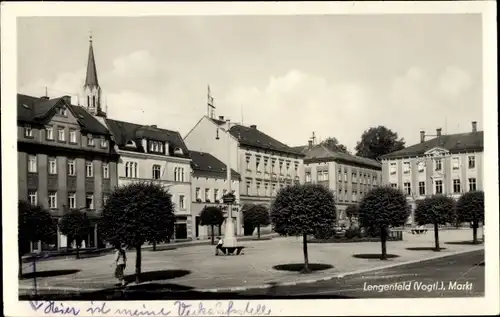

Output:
xmin=216 ymin=119 xmax=238 ymax=248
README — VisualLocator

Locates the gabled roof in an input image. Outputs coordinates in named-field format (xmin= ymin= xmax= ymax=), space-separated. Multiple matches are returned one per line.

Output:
xmin=209 ymin=118 xmax=304 ymax=157
xmin=17 ymin=93 xmax=110 ymax=135
xmin=105 ymin=118 xmax=190 ymax=159
xmin=190 ymin=150 xmax=240 ymax=180
xmin=380 ymin=131 xmax=484 ymax=160
xmin=302 ymin=144 xmax=382 ymax=169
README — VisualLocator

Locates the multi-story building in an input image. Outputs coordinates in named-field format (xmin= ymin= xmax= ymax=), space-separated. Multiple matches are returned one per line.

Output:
xmin=184 ymin=114 xmax=305 ymax=232
xmin=293 ymin=140 xmax=382 ymax=224
xmin=104 ymin=119 xmax=193 ymax=240
xmin=17 ymin=93 xmax=119 ymax=252
xmin=380 ymin=122 xmax=484 ymax=225
xmin=78 ymin=36 xmax=193 ymax=240
xmin=189 ymin=150 xmax=241 ymax=240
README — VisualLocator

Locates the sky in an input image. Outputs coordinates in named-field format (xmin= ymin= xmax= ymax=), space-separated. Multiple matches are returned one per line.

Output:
xmin=17 ymin=14 xmax=483 ymax=152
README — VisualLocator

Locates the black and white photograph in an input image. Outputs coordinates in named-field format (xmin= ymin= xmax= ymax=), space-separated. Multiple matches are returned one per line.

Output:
xmin=2 ymin=1 xmax=498 ymax=316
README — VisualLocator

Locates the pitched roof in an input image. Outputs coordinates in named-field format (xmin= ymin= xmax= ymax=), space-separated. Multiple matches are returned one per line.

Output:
xmin=303 ymin=144 xmax=382 ymax=169
xmin=105 ymin=118 xmax=190 ymax=159
xmin=209 ymin=118 xmax=304 ymax=156
xmin=291 ymin=145 xmax=308 ymax=154
xmin=84 ymin=39 xmax=99 ymax=89
xmin=190 ymin=150 xmax=240 ymax=179
xmin=380 ymin=131 xmax=484 ymax=160
xmin=17 ymin=93 xmax=110 ymax=135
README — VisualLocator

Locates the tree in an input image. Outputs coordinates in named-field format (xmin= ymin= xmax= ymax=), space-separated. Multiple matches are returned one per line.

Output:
xmin=345 ymin=204 xmax=359 ymax=228
xmin=320 ymin=137 xmax=349 ymax=153
xmin=18 ymin=200 xmax=56 ymax=278
xmin=59 ymin=208 xmax=92 ymax=259
xmin=199 ymin=206 xmax=225 ymax=245
xmin=100 ymin=182 xmax=175 ymax=283
xmin=243 ymin=204 xmax=270 ymax=239
xmin=414 ymin=195 xmax=455 ymax=251
xmin=271 ymin=183 xmax=336 ymax=273
xmin=456 ymin=191 xmax=484 ymax=244
xmin=358 ymin=186 xmax=410 ymax=260
xmin=355 ymin=126 xmax=405 ymax=159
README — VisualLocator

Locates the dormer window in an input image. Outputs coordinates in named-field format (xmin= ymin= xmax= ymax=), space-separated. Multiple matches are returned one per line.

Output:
xmin=173 ymin=147 xmax=183 ymax=155
xmin=149 ymin=140 xmax=164 ymax=153
xmin=87 ymin=134 xmax=94 ymax=146
xmin=58 ymin=107 xmax=68 ymax=116
xmin=125 ymin=140 xmax=136 ymax=148
xmin=100 ymin=137 xmax=108 ymax=148
xmin=24 ymin=124 xmax=33 ymax=138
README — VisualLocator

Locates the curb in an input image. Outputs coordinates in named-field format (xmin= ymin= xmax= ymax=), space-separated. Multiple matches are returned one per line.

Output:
xmin=19 ymin=246 xmax=483 ymax=295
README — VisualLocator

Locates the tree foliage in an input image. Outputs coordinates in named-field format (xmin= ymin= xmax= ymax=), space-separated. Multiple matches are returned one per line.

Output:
xmin=456 ymin=191 xmax=484 ymax=244
xmin=271 ymin=183 xmax=336 ymax=272
xmin=18 ymin=200 xmax=56 ymax=276
xmin=59 ymin=208 xmax=92 ymax=258
xmin=243 ymin=204 xmax=270 ymax=239
xmin=100 ymin=182 xmax=176 ymax=283
xmin=358 ymin=186 xmax=410 ymax=259
xmin=414 ymin=195 xmax=455 ymax=250
xmin=320 ymin=137 xmax=349 ymax=153
xmin=345 ymin=204 xmax=359 ymax=224
xmin=199 ymin=206 xmax=224 ymax=245
xmin=355 ymin=126 xmax=405 ymax=159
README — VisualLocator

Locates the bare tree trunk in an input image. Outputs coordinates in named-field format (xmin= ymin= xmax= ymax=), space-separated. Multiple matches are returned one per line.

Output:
xmin=380 ymin=225 xmax=387 ymax=260
xmin=472 ymin=221 xmax=478 ymax=244
xmin=135 ymin=244 xmax=142 ymax=284
xmin=433 ymin=222 xmax=440 ymax=251
xmin=210 ymin=225 xmax=215 ymax=245
xmin=302 ymin=233 xmax=311 ymax=273
xmin=152 ymin=241 xmax=156 ymax=251
xmin=257 ymin=225 xmax=261 ymax=239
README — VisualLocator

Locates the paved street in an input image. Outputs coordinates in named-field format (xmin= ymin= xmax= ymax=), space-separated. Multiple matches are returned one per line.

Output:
xmin=19 ymin=228 xmax=483 ymax=300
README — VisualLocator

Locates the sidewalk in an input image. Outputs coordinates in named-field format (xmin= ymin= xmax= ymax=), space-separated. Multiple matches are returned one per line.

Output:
xmin=18 ymin=229 xmax=483 ymax=294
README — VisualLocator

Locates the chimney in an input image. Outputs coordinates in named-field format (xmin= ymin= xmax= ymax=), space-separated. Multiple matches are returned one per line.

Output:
xmin=40 ymin=96 xmax=50 ymax=100
xmin=436 ymin=128 xmax=442 ymax=138
xmin=472 ymin=121 xmax=477 ymax=132
xmin=61 ymin=95 xmax=71 ymax=104
xmin=218 ymin=116 xmax=224 ymax=121
xmin=420 ymin=131 xmax=425 ymax=143
xmin=250 ymin=125 xmax=257 ymax=129
xmin=308 ymin=140 xmax=313 ymax=149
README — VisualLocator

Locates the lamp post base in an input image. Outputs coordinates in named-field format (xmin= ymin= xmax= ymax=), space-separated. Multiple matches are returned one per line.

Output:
xmin=223 ymin=217 xmax=237 ymax=248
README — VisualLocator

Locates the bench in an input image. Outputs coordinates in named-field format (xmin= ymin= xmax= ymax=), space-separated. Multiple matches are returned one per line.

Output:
xmin=216 ymin=246 xmax=245 ymax=256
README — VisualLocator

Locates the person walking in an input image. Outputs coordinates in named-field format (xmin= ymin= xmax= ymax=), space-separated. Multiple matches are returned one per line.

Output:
xmin=112 ymin=244 xmax=127 ymax=287
xmin=215 ymin=236 xmax=225 ymax=256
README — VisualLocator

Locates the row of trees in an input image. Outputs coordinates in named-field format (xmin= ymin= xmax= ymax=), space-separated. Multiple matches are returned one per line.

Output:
xmin=319 ymin=125 xmax=406 ymax=159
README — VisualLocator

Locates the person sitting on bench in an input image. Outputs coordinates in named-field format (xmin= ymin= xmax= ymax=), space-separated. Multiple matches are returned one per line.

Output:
xmin=215 ymin=236 xmax=225 ymax=255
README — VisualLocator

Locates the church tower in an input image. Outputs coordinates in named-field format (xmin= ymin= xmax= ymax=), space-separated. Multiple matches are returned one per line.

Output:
xmin=83 ymin=34 xmax=106 ymax=117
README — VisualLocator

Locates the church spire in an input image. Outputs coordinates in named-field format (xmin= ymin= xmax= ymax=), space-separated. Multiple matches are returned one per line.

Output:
xmin=84 ymin=33 xmax=99 ymax=89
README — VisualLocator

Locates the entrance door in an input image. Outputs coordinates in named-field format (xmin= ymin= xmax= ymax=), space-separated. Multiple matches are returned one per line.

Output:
xmin=195 ymin=216 xmax=200 ymax=238
xmin=175 ymin=223 xmax=187 ymax=240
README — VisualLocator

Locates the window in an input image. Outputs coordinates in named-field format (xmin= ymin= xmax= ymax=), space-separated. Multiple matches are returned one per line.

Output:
xmin=322 ymin=171 xmax=329 ymax=181
xmin=68 ymin=160 xmax=76 ymax=176
xmin=391 ymin=183 xmax=398 ymax=188
xmin=179 ymin=195 xmax=185 ymax=209
xmin=28 ymin=191 xmax=37 ymax=205
xmin=68 ymin=193 xmax=76 ymax=209
xmin=271 ymin=184 xmax=276 ymax=195
xmin=100 ymin=137 xmax=108 ymax=148
xmin=152 ymin=165 xmax=161 ymax=180
xmin=419 ymin=181 xmax=426 ymax=196
xmin=149 ymin=140 xmax=163 ymax=153
xmin=453 ymin=179 xmax=461 ymax=193
xmin=338 ymin=170 xmax=342 ymax=182
xmin=86 ymin=194 xmax=94 ymax=209
xmin=48 ymin=157 xmax=57 ymax=174
xmin=256 ymin=158 xmax=261 ymax=172
xmin=28 ymin=155 xmax=37 ymax=173
xmin=435 ymin=159 xmax=442 ymax=171
xmin=468 ymin=156 xmax=476 ymax=169
xmin=174 ymin=167 xmax=185 ymax=182
xmin=87 ymin=134 xmax=94 ymax=146
xmin=246 ymin=157 xmax=251 ymax=170
xmin=403 ymin=182 xmax=411 ymax=196
xmin=435 ymin=180 xmax=443 ymax=194
xmin=417 ymin=161 xmax=425 ymax=173
xmin=24 ymin=125 xmax=33 ymax=137
xmin=256 ymin=182 xmax=261 ymax=196
xmin=352 ymin=191 xmax=357 ymax=201
xmin=344 ymin=171 xmax=347 ymax=181
xmin=264 ymin=183 xmax=269 ymax=196
xmin=452 ymin=157 xmax=460 ymax=170
xmin=337 ymin=189 xmax=342 ymax=201
xmin=271 ymin=160 xmax=275 ymax=172
xmin=317 ymin=171 xmax=323 ymax=181
xmin=125 ymin=162 xmax=138 ymax=178
xmin=45 ymin=126 xmax=54 ymax=140
xmin=294 ymin=162 xmax=298 ymax=173
xmin=214 ymin=189 xmax=219 ymax=202
xmin=195 ymin=188 xmax=201 ymax=201
xmin=92 ymin=96 xmax=96 ymax=108
xmin=69 ymin=129 xmax=77 ymax=143
xmin=247 ymin=182 xmax=252 ymax=195
xmin=59 ymin=107 xmax=67 ymax=116
xmin=204 ymin=188 xmax=210 ymax=202
xmin=103 ymin=195 xmax=109 ymax=206
xmin=87 ymin=96 xmax=90 ymax=108
xmin=86 ymin=161 xmax=93 ymax=177
xmin=389 ymin=163 xmax=396 ymax=175
xmin=102 ymin=163 xmax=109 ymax=179
xmin=57 ymin=127 xmax=65 ymax=141
xmin=48 ymin=192 xmax=57 ymax=209
xmin=403 ymin=162 xmax=410 ymax=174
xmin=468 ymin=178 xmax=477 ymax=191
xmin=305 ymin=172 xmax=311 ymax=182
xmin=352 ymin=172 xmax=357 ymax=182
